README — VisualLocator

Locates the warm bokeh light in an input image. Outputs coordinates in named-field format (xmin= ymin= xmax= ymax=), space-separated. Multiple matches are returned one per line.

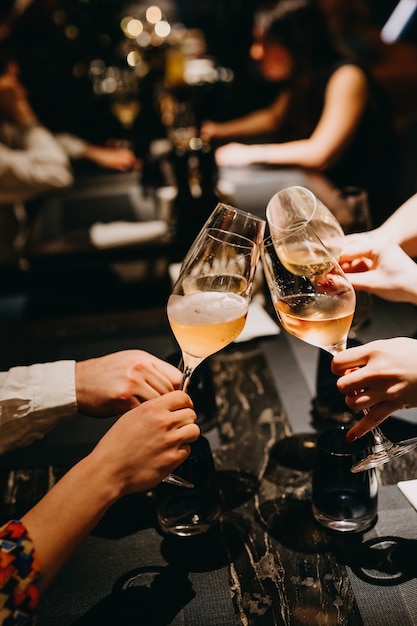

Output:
xmin=125 ymin=18 xmax=144 ymax=38
xmin=154 ymin=20 xmax=171 ymax=38
xmin=127 ymin=50 xmax=141 ymax=67
xmin=136 ymin=31 xmax=152 ymax=47
xmin=64 ymin=24 xmax=79 ymax=40
xmin=146 ymin=6 xmax=163 ymax=24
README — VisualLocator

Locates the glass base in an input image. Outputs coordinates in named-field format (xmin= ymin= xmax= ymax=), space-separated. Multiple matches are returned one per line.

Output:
xmin=157 ymin=510 xmax=220 ymax=537
xmin=351 ymin=440 xmax=417 ymax=473
xmin=312 ymin=503 xmax=375 ymax=533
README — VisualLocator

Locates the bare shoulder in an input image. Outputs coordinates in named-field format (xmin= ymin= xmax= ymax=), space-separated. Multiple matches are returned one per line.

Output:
xmin=327 ymin=63 xmax=368 ymax=90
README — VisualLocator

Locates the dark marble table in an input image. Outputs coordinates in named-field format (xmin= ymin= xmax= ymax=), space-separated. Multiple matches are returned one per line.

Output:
xmin=1 ymin=308 xmax=417 ymax=625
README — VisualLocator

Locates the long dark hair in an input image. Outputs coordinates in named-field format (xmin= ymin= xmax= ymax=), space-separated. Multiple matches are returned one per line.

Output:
xmin=254 ymin=0 xmax=344 ymax=75
xmin=253 ymin=0 xmax=351 ymax=137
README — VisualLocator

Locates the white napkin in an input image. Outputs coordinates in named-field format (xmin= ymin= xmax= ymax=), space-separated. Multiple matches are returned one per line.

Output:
xmin=235 ymin=300 xmax=280 ymax=343
xmin=397 ymin=479 xmax=417 ymax=511
xmin=89 ymin=220 xmax=168 ymax=249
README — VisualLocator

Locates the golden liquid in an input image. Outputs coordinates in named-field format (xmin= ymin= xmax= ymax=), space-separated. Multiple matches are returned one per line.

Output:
xmin=275 ymin=293 xmax=354 ymax=352
xmin=168 ymin=291 xmax=248 ymax=358
xmin=111 ymin=100 xmax=140 ymax=128
xmin=277 ymin=243 xmax=335 ymax=276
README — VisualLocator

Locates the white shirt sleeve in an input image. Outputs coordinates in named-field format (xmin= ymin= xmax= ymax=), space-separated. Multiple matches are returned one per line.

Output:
xmin=0 ymin=361 xmax=77 ymax=454
xmin=55 ymin=133 xmax=88 ymax=159
xmin=0 ymin=125 xmax=74 ymax=205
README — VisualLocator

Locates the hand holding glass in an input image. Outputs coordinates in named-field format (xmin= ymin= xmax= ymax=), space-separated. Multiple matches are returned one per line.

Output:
xmin=262 ymin=223 xmax=417 ymax=472
xmin=161 ymin=225 xmax=262 ymax=490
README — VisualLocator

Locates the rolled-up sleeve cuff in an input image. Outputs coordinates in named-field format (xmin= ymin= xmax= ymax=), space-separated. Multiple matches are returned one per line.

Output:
xmin=0 ymin=361 xmax=77 ymax=453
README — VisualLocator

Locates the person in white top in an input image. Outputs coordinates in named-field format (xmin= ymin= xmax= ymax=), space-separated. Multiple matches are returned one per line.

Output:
xmin=0 ymin=50 xmax=140 ymax=262
xmin=331 ymin=192 xmax=417 ymax=441
xmin=0 ymin=349 xmax=184 ymax=455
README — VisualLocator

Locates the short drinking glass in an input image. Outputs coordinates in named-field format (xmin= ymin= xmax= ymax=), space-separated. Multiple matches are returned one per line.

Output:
xmin=312 ymin=426 xmax=378 ymax=533
xmin=155 ymin=435 xmax=221 ymax=537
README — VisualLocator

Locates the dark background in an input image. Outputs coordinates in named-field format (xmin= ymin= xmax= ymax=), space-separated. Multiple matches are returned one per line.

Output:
xmin=1 ymin=1 xmax=417 ymax=144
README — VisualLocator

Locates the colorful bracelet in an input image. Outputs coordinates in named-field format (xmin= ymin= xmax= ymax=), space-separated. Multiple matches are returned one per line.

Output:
xmin=0 ymin=519 xmax=41 ymax=625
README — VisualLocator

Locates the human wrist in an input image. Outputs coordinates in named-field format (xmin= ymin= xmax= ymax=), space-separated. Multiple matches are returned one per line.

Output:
xmin=83 ymin=447 xmax=126 ymax=505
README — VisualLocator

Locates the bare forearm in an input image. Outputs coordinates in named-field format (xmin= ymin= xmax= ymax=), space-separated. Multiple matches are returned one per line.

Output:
xmin=243 ymin=139 xmax=332 ymax=169
xmin=208 ymin=107 xmax=279 ymax=140
xmin=378 ymin=193 xmax=417 ymax=256
xmin=21 ymin=454 xmax=118 ymax=592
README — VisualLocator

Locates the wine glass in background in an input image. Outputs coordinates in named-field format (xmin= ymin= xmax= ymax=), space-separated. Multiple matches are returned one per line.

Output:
xmin=330 ymin=186 xmax=373 ymax=336
xmin=159 ymin=93 xmax=197 ymax=152
xmin=110 ymin=69 xmax=141 ymax=142
xmin=261 ymin=226 xmax=417 ymax=472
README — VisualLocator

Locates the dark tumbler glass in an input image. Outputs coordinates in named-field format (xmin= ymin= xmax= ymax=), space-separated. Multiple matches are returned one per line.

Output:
xmin=155 ymin=435 xmax=221 ymax=537
xmin=312 ymin=425 xmax=378 ymax=533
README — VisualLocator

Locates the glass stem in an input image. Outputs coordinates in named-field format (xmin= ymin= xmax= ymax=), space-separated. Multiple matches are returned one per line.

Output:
xmin=372 ymin=426 xmax=394 ymax=452
xmin=180 ymin=366 xmax=193 ymax=392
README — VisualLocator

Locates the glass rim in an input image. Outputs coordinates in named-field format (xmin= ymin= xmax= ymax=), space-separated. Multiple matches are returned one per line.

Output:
xmin=214 ymin=202 xmax=266 ymax=225
xmin=204 ymin=227 xmax=259 ymax=249
xmin=266 ymin=186 xmax=317 ymax=233
xmin=317 ymin=425 xmax=374 ymax=456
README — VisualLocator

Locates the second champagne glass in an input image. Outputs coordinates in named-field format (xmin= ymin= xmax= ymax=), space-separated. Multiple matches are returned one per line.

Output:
xmin=261 ymin=227 xmax=417 ymax=473
xmin=266 ymin=185 xmax=345 ymax=259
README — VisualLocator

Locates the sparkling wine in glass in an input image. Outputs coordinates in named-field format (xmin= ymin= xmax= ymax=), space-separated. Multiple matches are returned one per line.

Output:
xmin=266 ymin=185 xmax=345 ymax=260
xmin=162 ymin=208 xmax=265 ymax=490
xmin=261 ymin=228 xmax=355 ymax=355
xmin=261 ymin=226 xmax=417 ymax=472
xmin=168 ymin=227 xmax=260 ymax=391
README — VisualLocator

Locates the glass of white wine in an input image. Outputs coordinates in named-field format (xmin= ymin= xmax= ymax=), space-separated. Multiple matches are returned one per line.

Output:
xmin=163 ymin=206 xmax=265 ymax=489
xmin=160 ymin=226 xmax=261 ymax=508
xmin=261 ymin=227 xmax=417 ymax=472
xmin=168 ymin=227 xmax=260 ymax=391
xmin=266 ymin=185 xmax=344 ymax=260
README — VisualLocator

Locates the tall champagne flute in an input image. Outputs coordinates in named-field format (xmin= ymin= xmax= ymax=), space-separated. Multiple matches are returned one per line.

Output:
xmin=162 ymin=226 xmax=263 ymax=488
xmin=168 ymin=227 xmax=260 ymax=390
xmin=261 ymin=227 xmax=417 ymax=472
xmin=180 ymin=202 xmax=266 ymax=269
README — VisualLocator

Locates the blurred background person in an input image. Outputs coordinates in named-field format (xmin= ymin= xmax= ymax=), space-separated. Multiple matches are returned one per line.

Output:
xmin=200 ymin=0 xmax=401 ymax=228
xmin=0 ymin=46 xmax=140 ymax=265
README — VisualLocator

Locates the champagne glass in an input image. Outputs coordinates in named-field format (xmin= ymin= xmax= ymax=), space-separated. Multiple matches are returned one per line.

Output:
xmin=261 ymin=226 xmax=417 ymax=473
xmin=162 ymin=225 xmax=263 ymax=488
xmin=180 ymin=202 xmax=266 ymax=269
xmin=266 ymin=185 xmax=345 ymax=259
xmin=168 ymin=227 xmax=260 ymax=390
